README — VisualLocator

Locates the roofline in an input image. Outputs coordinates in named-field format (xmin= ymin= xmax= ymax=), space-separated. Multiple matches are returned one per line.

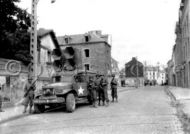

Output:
xmin=59 ymin=41 xmax=111 ymax=47
xmin=38 ymin=30 xmax=60 ymax=49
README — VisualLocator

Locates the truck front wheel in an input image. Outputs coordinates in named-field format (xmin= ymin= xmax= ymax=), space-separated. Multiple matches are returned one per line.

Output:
xmin=66 ymin=93 xmax=76 ymax=112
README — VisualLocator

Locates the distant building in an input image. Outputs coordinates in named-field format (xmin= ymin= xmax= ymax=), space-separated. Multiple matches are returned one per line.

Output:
xmin=111 ymin=58 xmax=120 ymax=78
xmin=125 ymin=57 xmax=144 ymax=87
xmin=57 ymin=30 xmax=111 ymax=75
xmin=167 ymin=59 xmax=175 ymax=86
xmin=144 ymin=65 xmax=166 ymax=85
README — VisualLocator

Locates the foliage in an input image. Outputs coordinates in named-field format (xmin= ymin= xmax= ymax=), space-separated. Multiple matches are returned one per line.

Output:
xmin=0 ymin=0 xmax=31 ymax=64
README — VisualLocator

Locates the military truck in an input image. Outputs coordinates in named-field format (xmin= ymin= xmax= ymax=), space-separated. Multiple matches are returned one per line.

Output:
xmin=33 ymin=71 xmax=96 ymax=113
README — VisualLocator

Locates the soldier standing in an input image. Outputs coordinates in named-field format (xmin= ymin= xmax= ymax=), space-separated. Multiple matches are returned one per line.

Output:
xmin=0 ymin=86 xmax=4 ymax=112
xmin=94 ymin=74 xmax=102 ymax=106
xmin=88 ymin=76 xmax=97 ymax=108
xmin=110 ymin=74 xmax=118 ymax=102
xmin=23 ymin=78 xmax=35 ymax=113
xmin=100 ymin=75 xmax=109 ymax=106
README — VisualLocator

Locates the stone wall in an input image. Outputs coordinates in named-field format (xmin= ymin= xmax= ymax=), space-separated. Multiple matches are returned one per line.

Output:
xmin=61 ymin=42 xmax=111 ymax=75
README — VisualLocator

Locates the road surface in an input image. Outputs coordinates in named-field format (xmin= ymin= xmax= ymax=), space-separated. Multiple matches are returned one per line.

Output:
xmin=0 ymin=86 xmax=184 ymax=134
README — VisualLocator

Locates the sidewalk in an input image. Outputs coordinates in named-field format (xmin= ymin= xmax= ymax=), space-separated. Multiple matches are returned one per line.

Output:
xmin=0 ymin=105 xmax=28 ymax=124
xmin=167 ymin=86 xmax=190 ymax=118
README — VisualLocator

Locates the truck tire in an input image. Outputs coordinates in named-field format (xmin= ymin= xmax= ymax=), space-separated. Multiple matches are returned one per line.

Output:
xmin=66 ymin=93 xmax=76 ymax=112
xmin=34 ymin=104 xmax=45 ymax=113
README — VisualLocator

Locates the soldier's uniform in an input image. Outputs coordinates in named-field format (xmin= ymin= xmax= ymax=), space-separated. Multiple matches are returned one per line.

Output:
xmin=100 ymin=75 xmax=109 ymax=106
xmin=23 ymin=79 xmax=35 ymax=113
xmin=94 ymin=75 xmax=102 ymax=106
xmin=0 ymin=87 xmax=4 ymax=112
xmin=88 ymin=77 xmax=97 ymax=107
xmin=110 ymin=75 xmax=118 ymax=102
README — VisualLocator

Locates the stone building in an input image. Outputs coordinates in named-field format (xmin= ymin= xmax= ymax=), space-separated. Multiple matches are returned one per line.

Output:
xmin=36 ymin=28 xmax=60 ymax=90
xmin=111 ymin=58 xmax=120 ymax=78
xmin=167 ymin=59 xmax=176 ymax=86
xmin=168 ymin=0 xmax=190 ymax=88
xmin=0 ymin=58 xmax=28 ymax=103
xmin=125 ymin=57 xmax=144 ymax=87
xmin=57 ymin=30 xmax=112 ymax=75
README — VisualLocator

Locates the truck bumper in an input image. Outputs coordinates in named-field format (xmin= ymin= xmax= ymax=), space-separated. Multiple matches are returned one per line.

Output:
xmin=34 ymin=97 xmax=65 ymax=104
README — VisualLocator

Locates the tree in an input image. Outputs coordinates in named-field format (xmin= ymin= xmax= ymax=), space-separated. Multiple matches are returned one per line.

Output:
xmin=0 ymin=0 xmax=31 ymax=64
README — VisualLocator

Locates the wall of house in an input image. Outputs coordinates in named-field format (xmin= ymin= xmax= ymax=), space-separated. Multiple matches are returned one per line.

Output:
xmin=0 ymin=58 xmax=28 ymax=103
xmin=61 ymin=42 xmax=111 ymax=75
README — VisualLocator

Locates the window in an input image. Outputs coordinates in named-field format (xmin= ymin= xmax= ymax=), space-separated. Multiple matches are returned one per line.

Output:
xmin=47 ymin=51 xmax=51 ymax=62
xmin=85 ymin=64 xmax=90 ymax=71
xmin=85 ymin=36 xmax=89 ymax=42
xmin=84 ymin=49 xmax=90 ymax=57
xmin=65 ymin=38 xmax=69 ymax=44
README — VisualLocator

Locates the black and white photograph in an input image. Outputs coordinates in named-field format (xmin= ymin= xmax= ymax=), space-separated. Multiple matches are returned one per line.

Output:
xmin=0 ymin=0 xmax=190 ymax=133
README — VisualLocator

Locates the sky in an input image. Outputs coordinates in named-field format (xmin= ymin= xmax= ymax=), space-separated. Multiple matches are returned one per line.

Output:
xmin=18 ymin=0 xmax=181 ymax=69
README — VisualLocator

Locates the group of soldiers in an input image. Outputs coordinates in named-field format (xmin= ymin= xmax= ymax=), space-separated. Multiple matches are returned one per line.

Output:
xmin=88 ymin=74 xmax=118 ymax=108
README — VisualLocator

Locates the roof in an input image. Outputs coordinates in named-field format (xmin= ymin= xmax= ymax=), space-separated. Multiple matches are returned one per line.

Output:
xmin=37 ymin=28 xmax=60 ymax=49
xmin=125 ymin=57 xmax=143 ymax=67
xmin=144 ymin=66 xmax=159 ymax=71
xmin=57 ymin=30 xmax=110 ymax=47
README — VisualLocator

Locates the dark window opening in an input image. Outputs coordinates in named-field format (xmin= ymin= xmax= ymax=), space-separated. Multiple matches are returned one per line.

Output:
xmin=85 ymin=64 xmax=90 ymax=71
xmin=65 ymin=38 xmax=69 ymax=44
xmin=84 ymin=49 xmax=90 ymax=57
xmin=85 ymin=36 xmax=89 ymax=42
xmin=47 ymin=51 xmax=51 ymax=62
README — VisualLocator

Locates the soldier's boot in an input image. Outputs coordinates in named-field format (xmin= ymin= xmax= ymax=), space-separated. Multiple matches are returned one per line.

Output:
xmin=29 ymin=106 xmax=32 ymax=114
xmin=102 ymin=101 xmax=105 ymax=106
xmin=0 ymin=107 xmax=4 ymax=112
xmin=94 ymin=101 xmax=97 ymax=108
xmin=0 ymin=102 xmax=3 ymax=112
xmin=111 ymin=97 xmax=114 ymax=102
xmin=23 ymin=106 xmax=27 ymax=113
xmin=98 ymin=101 xmax=101 ymax=106
xmin=116 ymin=97 xmax=118 ymax=102
xmin=106 ymin=101 xmax=109 ymax=107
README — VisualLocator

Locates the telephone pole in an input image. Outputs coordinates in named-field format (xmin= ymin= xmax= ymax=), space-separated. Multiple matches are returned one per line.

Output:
xmin=30 ymin=0 xmax=56 ymax=87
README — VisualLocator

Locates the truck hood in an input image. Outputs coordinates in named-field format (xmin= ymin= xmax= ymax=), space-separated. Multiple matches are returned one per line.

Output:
xmin=44 ymin=82 xmax=72 ymax=88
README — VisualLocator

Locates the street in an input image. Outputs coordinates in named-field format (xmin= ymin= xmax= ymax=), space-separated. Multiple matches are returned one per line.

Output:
xmin=0 ymin=86 xmax=184 ymax=134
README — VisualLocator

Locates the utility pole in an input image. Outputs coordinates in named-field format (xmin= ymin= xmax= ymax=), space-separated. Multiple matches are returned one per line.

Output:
xmin=30 ymin=0 xmax=38 ymax=85
xmin=30 ymin=0 xmax=56 ymax=88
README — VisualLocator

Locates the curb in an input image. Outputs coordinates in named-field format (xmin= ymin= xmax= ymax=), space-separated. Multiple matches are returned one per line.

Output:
xmin=165 ymin=86 xmax=190 ymax=133
xmin=165 ymin=87 xmax=177 ymax=101
xmin=0 ymin=113 xmax=29 ymax=125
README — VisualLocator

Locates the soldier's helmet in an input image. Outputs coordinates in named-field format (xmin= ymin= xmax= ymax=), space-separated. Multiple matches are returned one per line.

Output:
xmin=89 ymin=76 xmax=93 ymax=81
xmin=96 ymin=74 xmax=99 ymax=77
xmin=112 ymin=74 xmax=115 ymax=77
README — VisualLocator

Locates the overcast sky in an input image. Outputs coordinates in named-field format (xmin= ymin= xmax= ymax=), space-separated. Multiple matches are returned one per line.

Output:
xmin=18 ymin=0 xmax=181 ymax=69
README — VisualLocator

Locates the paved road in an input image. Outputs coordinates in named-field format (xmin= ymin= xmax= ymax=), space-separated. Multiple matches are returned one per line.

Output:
xmin=0 ymin=86 xmax=184 ymax=134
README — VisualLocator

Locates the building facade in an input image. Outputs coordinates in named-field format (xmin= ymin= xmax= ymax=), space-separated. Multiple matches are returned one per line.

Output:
xmin=168 ymin=0 xmax=190 ymax=88
xmin=36 ymin=28 xmax=60 ymax=90
xmin=125 ymin=57 xmax=144 ymax=87
xmin=57 ymin=30 xmax=112 ymax=76
xmin=144 ymin=65 xmax=166 ymax=85
xmin=111 ymin=58 xmax=120 ymax=78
